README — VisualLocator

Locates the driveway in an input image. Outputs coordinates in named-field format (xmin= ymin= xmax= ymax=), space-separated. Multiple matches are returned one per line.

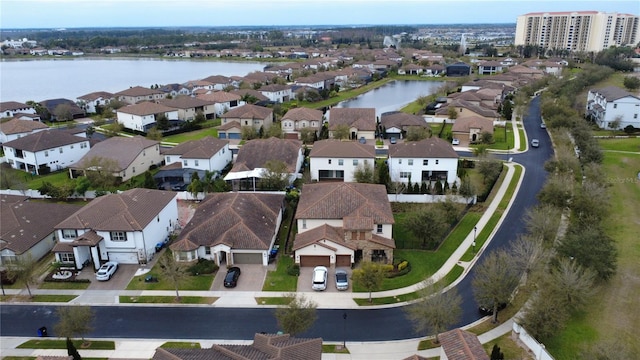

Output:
xmin=298 ymin=266 xmax=352 ymax=293
xmin=210 ymin=264 xmax=268 ymax=291
xmin=77 ymin=264 xmax=139 ymax=290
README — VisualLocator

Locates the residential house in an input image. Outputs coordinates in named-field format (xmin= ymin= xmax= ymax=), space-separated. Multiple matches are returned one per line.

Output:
xmin=2 ymin=130 xmax=91 ymax=175
xmin=0 ymin=118 xmax=48 ymax=143
xmin=197 ymin=91 xmax=242 ymax=117
xmin=71 ymin=136 xmax=162 ymax=182
xmin=182 ymin=80 xmax=214 ymax=93
xmin=328 ymin=108 xmax=377 ymax=140
xmin=53 ymin=188 xmax=178 ymax=269
xmin=230 ymin=89 xmax=270 ymax=106
xmin=445 ymin=62 xmax=472 ymax=77
xmin=218 ymin=104 xmax=274 ymax=138
xmin=586 ymin=86 xmax=640 ymax=130
xmin=76 ymin=91 xmax=114 ymax=114
xmin=170 ymin=192 xmax=284 ymax=266
xmin=439 ymin=328 xmax=490 ymax=360
xmin=309 ymin=139 xmax=375 ymax=182
xmin=398 ymin=63 xmax=424 ymax=75
xmin=293 ymin=182 xmax=395 ymax=267
xmin=115 ymin=86 xmax=167 ymax=105
xmin=388 ymin=137 xmax=459 ymax=185
xmin=477 ymin=60 xmax=505 ymax=75
xmin=0 ymin=195 xmax=80 ymax=267
xmin=152 ymin=333 xmax=322 ymax=360
xmin=258 ymin=84 xmax=293 ymax=103
xmin=200 ymin=75 xmax=234 ymax=90
xmin=158 ymin=83 xmax=191 ymax=97
xmin=216 ymin=121 xmax=243 ymax=141
xmin=380 ymin=112 xmax=428 ymax=139
xmin=158 ymin=96 xmax=215 ymax=121
xmin=116 ymin=101 xmax=179 ymax=132
xmin=435 ymin=100 xmax=500 ymax=123
xmin=451 ymin=116 xmax=495 ymax=145
xmin=39 ymin=99 xmax=85 ymax=120
xmin=0 ymin=101 xmax=37 ymax=118
xmin=224 ymin=137 xmax=303 ymax=191
xmin=294 ymin=75 xmax=326 ymax=90
xmin=281 ymin=107 xmax=324 ymax=139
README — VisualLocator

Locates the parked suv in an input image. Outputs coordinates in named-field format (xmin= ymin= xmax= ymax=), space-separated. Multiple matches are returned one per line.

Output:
xmin=312 ymin=266 xmax=328 ymax=291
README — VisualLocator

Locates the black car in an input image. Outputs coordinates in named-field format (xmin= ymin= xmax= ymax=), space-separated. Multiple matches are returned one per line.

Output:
xmin=223 ymin=267 xmax=241 ymax=288
xmin=478 ymin=302 xmax=507 ymax=316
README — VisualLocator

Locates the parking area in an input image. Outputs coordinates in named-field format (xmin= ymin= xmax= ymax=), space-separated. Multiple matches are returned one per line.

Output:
xmin=77 ymin=263 xmax=139 ymax=290
xmin=210 ymin=264 xmax=269 ymax=291
xmin=297 ymin=266 xmax=352 ymax=293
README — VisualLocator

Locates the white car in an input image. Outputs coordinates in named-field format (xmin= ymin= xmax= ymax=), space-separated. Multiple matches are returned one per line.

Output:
xmin=530 ymin=139 xmax=540 ymax=148
xmin=95 ymin=261 xmax=118 ymax=281
xmin=312 ymin=266 xmax=328 ymax=291
xmin=451 ymin=138 xmax=460 ymax=145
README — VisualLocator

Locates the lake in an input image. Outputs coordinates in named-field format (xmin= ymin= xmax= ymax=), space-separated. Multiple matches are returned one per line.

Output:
xmin=0 ymin=58 xmax=268 ymax=103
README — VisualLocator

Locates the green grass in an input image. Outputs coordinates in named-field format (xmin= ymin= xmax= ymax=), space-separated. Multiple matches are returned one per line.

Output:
xmin=162 ymin=126 xmax=219 ymax=144
xmin=18 ymin=339 xmax=115 ymax=350
xmin=255 ymin=297 xmax=294 ymax=305
xmin=39 ymin=281 xmax=90 ymax=290
xmin=517 ymin=126 xmax=527 ymax=151
xmin=299 ymin=78 xmax=394 ymax=109
xmin=417 ymin=338 xmax=439 ymax=350
xmin=488 ymin=125 xmax=514 ymax=151
xmin=483 ymin=333 xmax=529 ymax=359
xmin=322 ymin=344 xmax=350 ymax=353
xmin=598 ymin=138 xmax=640 ymax=152
xmin=119 ymin=296 xmax=217 ymax=304
xmin=160 ymin=342 xmax=202 ymax=349
xmin=30 ymin=294 xmax=77 ymax=302
xmin=399 ymin=99 xmax=425 ymax=114
xmin=2 ymin=168 xmax=74 ymax=190
xmin=262 ymin=255 xmax=298 ymax=291
xmin=126 ymin=272 xmax=215 ymax=291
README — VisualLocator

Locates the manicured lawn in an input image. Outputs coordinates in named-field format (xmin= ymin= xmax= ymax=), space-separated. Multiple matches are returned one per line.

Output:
xmin=322 ymin=344 xmax=350 ymax=354
xmin=39 ymin=281 xmax=90 ymax=290
xmin=489 ymin=125 xmax=515 ymax=151
xmin=126 ymin=271 xmax=215 ymax=291
xmin=262 ymin=255 xmax=298 ymax=292
xmin=255 ymin=297 xmax=293 ymax=305
xmin=0 ymin=295 xmax=77 ymax=303
xmin=483 ymin=333 xmax=529 ymax=359
xmin=160 ymin=341 xmax=202 ymax=349
xmin=119 ymin=296 xmax=217 ymax=304
xmin=598 ymin=137 xmax=640 ymax=152
xmin=2 ymin=168 xmax=73 ymax=190
xmin=18 ymin=339 xmax=115 ymax=350
xmin=298 ymin=78 xmax=393 ymax=109
xmin=162 ymin=126 xmax=219 ymax=144
xmin=517 ymin=126 xmax=526 ymax=151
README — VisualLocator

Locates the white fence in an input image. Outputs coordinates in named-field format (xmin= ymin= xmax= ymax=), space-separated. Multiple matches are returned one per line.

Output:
xmin=388 ymin=193 xmax=476 ymax=204
xmin=512 ymin=322 xmax=555 ymax=360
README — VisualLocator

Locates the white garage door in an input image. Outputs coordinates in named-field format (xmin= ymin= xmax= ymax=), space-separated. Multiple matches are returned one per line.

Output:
xmin=108 ymin=252 xmax=138 ymax=264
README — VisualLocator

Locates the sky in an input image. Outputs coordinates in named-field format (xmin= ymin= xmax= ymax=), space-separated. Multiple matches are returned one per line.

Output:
xmin=0 ymin=0 xmax=638 ymax=29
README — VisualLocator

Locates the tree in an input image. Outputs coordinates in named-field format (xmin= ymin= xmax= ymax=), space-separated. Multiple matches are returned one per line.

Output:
xmin=274 ymin=293 xmax=317 ymax=336
xmin=405 ymin=126 xmax=430 ymax=141
xmin=557 ymin=224 xmax=617 ymax=281
xmin=241 ymin=126 xmax=258 ymax=140
xmin=406 ymin=207 xmax=449 ymax=249
xmin=548 ymin=258 xmax=596 ymax=312
xmin=38 ymin=181 xmax=75 ymax=201
xmin=479 ymin=131 xmax=494 ymax=144
xmin=472 ymin=144 xmax=490 ymax=157
xmin=537 ymin=174 xmax=574 ymax=209
xmin=85 ymin=125 xmax=95 ymax=138
xmin=353 ymin=162 xmax=374 ymax=183
xmin=472 ymin=250 xmax=520 ymax=323
xmin=146 ymin=127 xmax=163 ymax=141
xmin=187 ymin=171 xmax=202 ymax=199
xmin=142 ymin=171 xmax=157 ymax=189
xmin=7 ymin=255 xmax=39 ymax=298
xmin=155 ymin=113 xmax=170 ymax=130
xmin=332 ymin=124 xmax=350 ymax=140
xmin=79 ymin=156 xmax=120 ymax=190
xmin=405 ymin=283 xmax=462 ymax=344
xmin=608 ymin=116 xmax=622 ymax=131
xmin=54 ymin=306 xmax=95 ymax=340
xmin=106 ymin=122 xmax=124 ymax=137
xmin=157 ymin=250 xmax=188 ymax=301
xmin=477 ymin=160 xmax=502 ymax=185
xmin=458 ymin=175 xmax=476 ymax=204
xmin=623 ymin=76 xmax=640 ymax=91
xmin=352 ymin=261 xmax=386 ymax=303
xmin=447 ymin=106 xmax=458 ymax=120
xmin=74 ymin=176 xmax=91 ymax=200
xmin=508 ymin=235 xmax=550 ymax=285
xmin=194 ymin=110 xmax=206 ymax=124
xmin=53 ymin=103 xmax=73 ymax=122
xmin=298 ymin=128 xmax=316 ymax=144
xmin=265 ymin=123 xmax=283 ymax=138
xmin=524 ymin=204 xmax=562 ymax=244
xmin=500 ymin=99 xmax=513 ymax=120
xmin=66 ymin=337 xmax=82 ymax=360
xmin=260 ymin=160 xmax=290 ymax=190
xmin=490 ymin=344 xmax=504 ymax=360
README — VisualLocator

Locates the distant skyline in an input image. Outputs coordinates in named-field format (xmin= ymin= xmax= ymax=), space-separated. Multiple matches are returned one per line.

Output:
xmin=1 ymin=0 xmax=638 ymax=29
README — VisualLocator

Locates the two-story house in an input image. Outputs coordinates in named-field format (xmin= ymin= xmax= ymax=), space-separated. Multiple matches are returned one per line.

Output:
xmin=258 ymin=84 xmax=293 ymax=103
xmin=53 ymin=188 xmax=178 ymax=269
xmin=76 ymin=91 xmax=114 ymax=114
xmin=116 ymin=101 xmax=179 ymax=132
xmin=388 ymin=137 xmax=459 ymax=186
xmin=328 ymin=108 xmax=377 ymax=140
xmin=217 ymin=104 xmax=273 ymax=139
xmin=0 ymin=118 xmax=49 ymax=144
xmin=197 ymin=91 xmax=242 ymax=118
xmin=0 ymin=101 xmax=37 ymax=118
xmin=2 ymin=130 xmax=91 ymax=175
xmin=281 ymin=107 xmax=324 ymax=139
xmin=115 ymin=86 xmax=167 ymax=105
xmin=309 ymin=139 xmax=375 ymax=182
xmin=293 ymin=182 xmax=395 ymax=267
xmin=158 ymin=96 xmax=215 ymax=121
xmin=586 ymin=86 xmax=640 ymax=130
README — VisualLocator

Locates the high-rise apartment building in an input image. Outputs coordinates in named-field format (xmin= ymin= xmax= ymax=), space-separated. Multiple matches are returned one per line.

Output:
xmin=515 ymin=11 xmax=640 ymax=52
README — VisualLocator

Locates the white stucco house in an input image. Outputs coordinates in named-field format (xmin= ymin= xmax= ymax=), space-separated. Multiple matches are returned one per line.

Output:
xmin=1 ymin=101 xmax=37 ymax=118
xmin=309 ymin=139 xmax=375 ymax=182
xmin=388 ymin=137 xmax=459 ymax=186
xmin=258 ymin=84 xmax=293 ymax=103
xmin=163 ymin=136 xmax=232 ymax=172
xmin=0 ymin=119 xmax=49 ymax=144
xmin=197 ymin=91 xmax=243 ymax=117
xmin=76 ymin=91 xmax=114 ymax=114
xmin=586 ymin=86 xmax=640 ymax=130
xmin=116 ymin=101 xmax=179 ymax=132
xmin=53 ymin=189 xmax=179 ymax=270
xmin=281 ymin=107 xmax=324 ymax=138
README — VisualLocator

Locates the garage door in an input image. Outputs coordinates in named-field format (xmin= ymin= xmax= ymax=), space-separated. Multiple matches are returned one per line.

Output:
xmin=336 ymin=255 xmax=351 ymax=267
xmin=233 ymin=252 xmax=263 ymax=264
xmin=108 ymin=252 xmax=138 ymax=264
xmin=300 ymin=255 xmax=330 ymax=267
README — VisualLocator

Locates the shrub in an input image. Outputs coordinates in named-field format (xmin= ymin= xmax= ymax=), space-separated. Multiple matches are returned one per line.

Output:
xmin=381 ymin=264 xmax=394 ymax=273
xmin=398 ymin=261 xmax=409 ymax=271
xmin=187 ymin=259 xmax=218 ymax=276
xmin=287 ymin=264 xmax=300 ymax=276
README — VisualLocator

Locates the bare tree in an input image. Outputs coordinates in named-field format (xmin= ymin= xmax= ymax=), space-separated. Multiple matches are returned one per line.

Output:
xmin=352 ymin=261 xmax=386 ymax=303
xmin=7 ymin=255 xmax=39 ymax=298
xmin=274 ymin=293 xmax=317 ymax=336
xmin=508 ymin=234 xmax=551 ymax=285
xmin=405 ymin=206 xmax=449 ymax=249
xmin=472 ymin=250 xmax=520 ymax=323
xmin=157 ymin=250 xmax=188 ymax=301
xmin=405 ymin=282 xmax=462 ymax=344
xmin=54 ymin=306 xmax=95 ymax=340
xmin=549 ymin=258 xmax=597 ymax=312
xmin=524 ymin=204 xmax=562 ymax=244
xmin=405 ymin=126 xmax=430 ymax=141
xmin=79 ymin=156 xmax=120 ymax=190
xmin=53 ymin=103 xmax=73 ymax=122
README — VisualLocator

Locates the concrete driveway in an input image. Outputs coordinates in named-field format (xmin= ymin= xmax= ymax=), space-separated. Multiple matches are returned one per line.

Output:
xmin=77 ymin=264 xmax=139 ymax=290
xmin=210 ymin=264 xmax=268 ymax=291
xmin=297 ymin=266 xmax=352 ymax=293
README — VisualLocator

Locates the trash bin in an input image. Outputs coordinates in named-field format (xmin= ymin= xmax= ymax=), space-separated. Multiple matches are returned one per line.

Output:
xmin=38 ymin=326 xmax=48 ymax=337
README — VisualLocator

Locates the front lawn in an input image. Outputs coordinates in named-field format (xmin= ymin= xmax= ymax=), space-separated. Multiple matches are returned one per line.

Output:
xmin=162 ymin=126 xmax=219 ymax=144
xmin=598 ymin=137 xmax=640 ymax=152
xmin=126 ymin=271 xmax=215 ymax=291
xmin=262 ymin=255 xmax=298 ymax=292
xmin=17 ymin=339 xmax=115 ymax=350
xmin=119 ymin=296 xmax=216 ymax=304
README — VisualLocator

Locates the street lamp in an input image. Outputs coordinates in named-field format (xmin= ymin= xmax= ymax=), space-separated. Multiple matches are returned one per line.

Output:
xmin=342 ymin=312 xmax=347 ymax=348
xmin=473 ymin=226 xmax=477 ymax=253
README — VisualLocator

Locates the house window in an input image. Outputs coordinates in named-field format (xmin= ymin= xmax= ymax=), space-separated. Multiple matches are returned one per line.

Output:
xmin=398 ymin=159 xmax=402 ymax=164
xmin=328 ymin=159 xmax=332 ymax=164
xmin=353 ymin=159 xmax=358 ymax=166
xmin=132 ymin=167 xmax=136 ymax=173
xmin=408 ymin=159 xmax=413 ymax=166
xmin=110 ymin=231 xmax=127 ymax=242
xmin=59 ymin=253 xmax=75 ymax=263
xmin=400 ymin=172 xmax=410 ymax=178
xmin=44 ymin=151 xmax=49 ymax=157
xmin=377 ymin=224 xmax=383 ymax=233
xmin=436 ymin=160 xmax=439 ymax=165
xmin=1 ymin=255 xmax=17 ymax=264
xmin=80 ymin=143 xmax=87 ymax=149
xmin=372 ymin=249 xmax=387 ymax=261
xmin=302 ymin=219 xmax=307 ymax=229
xmin=613 ymin=104 xmax=617 ymax=109
xmin=195 ymin=160 xmax=199 ymax=166
xmin=59 ymin=147 xmax=63 ymax=153
xmin=62 ymin=229 xmax=77 ymax=239
xmin=70 ymin=145 xmax=74 ymax=149
xmin=635 ymin=114 xmax=638 ymax=119
xmin=423 ymin=159 xmax=428 ymax=165
xmin=338 ymin=159 xmax=344 ymax=166
xmin=205 ymin=247 xmax=211 ymax=255
xmin=183 ymin=160 xmax=188 ymax=166
xmin=166 ymin=156 xmax=171 ymax=163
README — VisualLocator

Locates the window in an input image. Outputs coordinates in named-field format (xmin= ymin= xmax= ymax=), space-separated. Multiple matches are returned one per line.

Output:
xmin=400 ymin=172 xmax=410 ymax=178
xmin=166 ymin=156 xmax=171 ymax=163
xmin=59 ymin=147 xmax=63 ymax=153
xmin=183 ymin=160 xmax=188 ymax=166
xmin=110 ymin=231 xmax=127 ymax=242
xmin=44 ymin=151 xmax=49 ymax=157
xmin=205 ymin=247 xmax=211 ymax=255
xmin=408 ymin=159 xmax=413 ymax=166
xmin=423 ymin=159 xmax=428 ymax=165
xmin=302 ymin=219 xmax=307 ymax=229
xmin=338 ymin=159 xmax=344 ymax=166
xmin=436 ymin=160 xmax=439 ymax=165
xmin=80 ymin=143 xmax=87 ymax=149
xmin=59 ymin=253 xmax=75 ymax=263
xmin=195 ymin=160 xmax=199 ymax=166
xmin=70 ymin=145 xmax=74 ymax=149
xmin=377 ymin=224 xmax=383 ymax=233
xmin=62 ymin=229 xmax=77 ymax=239
xmin=328 ymin=159 xmax=332 ymax=164
xmin=353 ymin=159 xmax=358 ymax=166
xmin=613 ymin=104 xmax=617 ymax=109
xmin=132 ymin=167 xmax=136 ymax=173
xmin=398 ymin=159 xmax=402 ymax=164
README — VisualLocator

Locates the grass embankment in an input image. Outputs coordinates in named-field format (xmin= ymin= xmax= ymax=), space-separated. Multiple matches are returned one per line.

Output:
xmin=119 ymin=296 xmax=217 ymax=304
xmin=17 ymin=339 xmax=115 ymax=350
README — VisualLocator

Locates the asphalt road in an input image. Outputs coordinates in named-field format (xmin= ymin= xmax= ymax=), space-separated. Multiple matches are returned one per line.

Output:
xmin=0 ymin=97 xmax=553 ymax=341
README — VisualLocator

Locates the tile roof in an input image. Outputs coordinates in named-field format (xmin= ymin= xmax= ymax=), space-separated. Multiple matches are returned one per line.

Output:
xmin=281 ymin=107 xmax=323 ymax=122
xmin=380 ymin=112 xmax=427 ymax=129
xmin=329 ymin=108 xmax=376 ymax=131
xmin=77 ymin=91 xmax=114 ymax=101
xmin=115 ymin=85 xmax=165 ymax=97
xmin=39 ymin=99 xmax=85 ymax=115
xmin=0 ymin=195 xmax=81 ymax=255
xmin=230 ymin=89 xmax=269 ymax=102
xmin=439 ymin=328 xmax=490 ymax=360
xmin=389 ymin=137 xmax=459 ymax=159
xmin=221 ymin=104 xmax=273 ymax=119
xmin=197 ymin=91 xmax=242 ymax=103
xmin=200 ymin=75 xmax=232 ymax=84
xmin=2 ymin=129 xmax=88 ymax=152
xmin=295 ymin=182 xmax=394 ymax=224
xmin=172 ymin=192 xmax=284 ymax=251
xmin=74 ymin=135 xmax=159 ymax=172
xmin=118 ymin=101 xmax=177 ymax=116
xmin=231 ymin=137 xmax=301 ymax=173
xmin=435 ymin=100 xmax=498 ymax=118
xmin=159 ymin=96 xmax=214 ymax=109
xmin=293 ymin=224 xmax=358 ymax=251
xmin=309 ymin=139 xmax=375 ymax=158
xmin=162 ymin=136 xmax=229 ymax=159
xmin=0 ymin=119 xmax=49 ymax=135
xmin=0 ymin=101 xmax=32 ymax=112
xmin=55 ymin=188 xmax=177 ymax=232
xmin=590 ymin=86 xmax=640 ymax=101
xmin=451 ymin=116 xmax=494 ymax=134
xmin=259 ymin=84 xmax=291 ymax=92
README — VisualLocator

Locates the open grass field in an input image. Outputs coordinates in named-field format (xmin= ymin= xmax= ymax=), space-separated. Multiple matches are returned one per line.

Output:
xmin=598 ymin=137 xmax=640 ymax=153
xmin=545 ymin=146 xmax=640 ymax=359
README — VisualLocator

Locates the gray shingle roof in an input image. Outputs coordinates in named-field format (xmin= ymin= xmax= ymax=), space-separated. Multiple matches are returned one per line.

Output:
xmin=309 ymin=139 xmax=375 ymax=158
xmin=281 ymin=107 xmax=323 ymax=122
xmin=591 ymin=86 xmax=640 ymax=101
xmin=115 ymin=86 xmax=165 ymax=97
xmin=162 ymin=136 xmax=228 ymax=159
xmin=388 ymin=137 xmax=459 ymax=158
xmin=221 ymin=104 xmax=273 ymax=119
xmin=2 ymin=130 xmax=88 ymax=152
xmin=118 ymin=101 xmax=176 ymax=116
xmin=451 ymin=116 xmax=494 ymax=134
xmin=380 ymin=112 xmax=427 ymax=129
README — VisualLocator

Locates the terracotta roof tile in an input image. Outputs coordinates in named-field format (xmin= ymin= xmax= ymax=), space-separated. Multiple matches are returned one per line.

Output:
xmin=197 ymin=91 xmax=242 ymax=103
xmin=439 ymin=328 xmax=489 ymax=360
xmin=380 ymin=112 xmax=427 ymax=130
xmin=309 ymin=139 xmax=375 ymax=158
xmin=451 ymin=116 xmax=494 ymax=134
xmin=329 ymin=108 xmax=376 ymax=131
xmin=292 ymin=224 xmax=357 ymax=251
xmin=0 ymin=101 xmax=32 ymax=112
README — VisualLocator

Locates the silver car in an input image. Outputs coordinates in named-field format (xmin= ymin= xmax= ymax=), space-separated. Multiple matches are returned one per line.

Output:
xmin=335 ymin=270 xmax=349 ymax=291
xmin=95 ymin=261 xmax=118 ymax=281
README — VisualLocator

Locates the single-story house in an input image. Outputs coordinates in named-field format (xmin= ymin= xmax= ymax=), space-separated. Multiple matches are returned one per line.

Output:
xmin=39 ymin=98 xmax=86 ymax=121
xmin=451 ymin=116 xmax=495 ymax=145
xmin=380 ymin=112 xmax=428 ymax=139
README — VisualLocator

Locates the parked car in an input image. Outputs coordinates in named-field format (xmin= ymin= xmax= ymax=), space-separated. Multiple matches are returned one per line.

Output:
xmin=389 ymin=136 xmax=397 ymax=144
xmin=452 ymin=138 xmax=460 ymax=145
xmin=530 ymin=139 xmax=540 ymax=148
xmin=312 ymin=266 xmax=328 ymax=291
xmin=224 ymin=266 xmax=241 ymax=288
xmin=335 ymin=270 xmax=349 ymax=291
xmin=358 ymin=137 xmax=366 ymax=144
xmin=95 ymin=261 xmax=118 ymax=281
xmin=478 ymin=302 xmax=507 ymax=316
xmin=540 ymin=122 xmax=546 ymax=129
